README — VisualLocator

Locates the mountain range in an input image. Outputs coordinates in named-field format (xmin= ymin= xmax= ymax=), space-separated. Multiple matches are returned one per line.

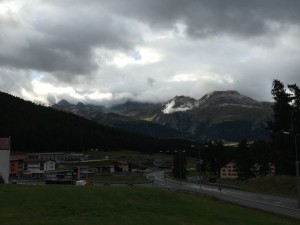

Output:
xmin=53 ymin=90 xmax=273 ymax=141
xmin=0 ymin=91 xmax=195 ymax=152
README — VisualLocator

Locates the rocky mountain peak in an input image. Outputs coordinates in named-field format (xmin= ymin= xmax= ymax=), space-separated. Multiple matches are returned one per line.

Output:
xmin=172 ymin=95 xmax=197 ymax=104
xmin=76 ymin=102 xmax=86 ymax=109
xmin=198 ymin=90 xmax=260 ymax=107
xmin=57 ymin=99 xmax=70 ymax=107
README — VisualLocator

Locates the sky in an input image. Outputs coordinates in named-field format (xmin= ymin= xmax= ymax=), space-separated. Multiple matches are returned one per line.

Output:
xmin=0 ymin=0 xmax=300 ymax=107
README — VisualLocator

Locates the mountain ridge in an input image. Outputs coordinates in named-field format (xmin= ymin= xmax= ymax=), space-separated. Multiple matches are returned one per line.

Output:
xmin=53 ymin=90 xmax=273 ymax=141
xmin=0 ymin=91 xmax=196 ymax=152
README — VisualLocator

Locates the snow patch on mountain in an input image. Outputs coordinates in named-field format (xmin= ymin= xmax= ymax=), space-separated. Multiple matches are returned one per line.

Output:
xmin=162 ymin=100 xmax=195 ymax=114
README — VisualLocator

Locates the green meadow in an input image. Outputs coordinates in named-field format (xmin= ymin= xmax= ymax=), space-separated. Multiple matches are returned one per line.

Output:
xmin=0 ymin=185 xmax=299 ymax=225
xmin=88 ymin=173 xmax=149 ymax=183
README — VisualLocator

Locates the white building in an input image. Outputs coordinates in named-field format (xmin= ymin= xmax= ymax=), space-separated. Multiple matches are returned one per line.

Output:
xmin=220 ymin=162 xmax=238 ymax=179
xmin=0 ymin=137 xmax=11 ymax=183
xmin=24 ymin=160 xmax=56 ymax=178
xmin=44 ymin=160 xmax=56 ymax=171
xmin=24 ymin=160 xmax=44 ymax=178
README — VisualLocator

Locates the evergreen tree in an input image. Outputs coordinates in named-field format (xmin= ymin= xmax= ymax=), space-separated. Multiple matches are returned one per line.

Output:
xmin=269 ymin=80 xmax=294 ymax=175
xmin=269 ymin=80 xmax=292 ymax=133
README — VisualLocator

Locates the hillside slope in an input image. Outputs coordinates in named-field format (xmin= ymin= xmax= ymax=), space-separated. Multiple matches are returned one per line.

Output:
xmin=0 ymin=91 xmax=195 ymax=152
xmin=53 ymin=100 xmax=195 ymax=140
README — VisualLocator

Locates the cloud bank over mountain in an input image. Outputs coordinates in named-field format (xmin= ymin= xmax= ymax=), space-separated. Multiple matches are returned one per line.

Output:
xmin=0 ymin=0 xmax=300 ymax=106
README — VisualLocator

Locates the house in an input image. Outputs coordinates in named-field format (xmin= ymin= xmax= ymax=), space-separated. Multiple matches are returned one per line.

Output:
xmin=24 ymin=159 xmax=57 ymax=178
xmin=43 ymin=160 xmax=56 ymax=177
xmin=44 ymin=160 xmax=56 ymax=171
xmin=66 ymin=153 xmax=89 ymax=161
xmin=28 ymin=152 xmax=68 ymax=162
xmin=24 ymin=160 xmax=44 ymax=178
xmin=9 ymin=153 xmax=28 ymax=178
xmin=128 ymin=162 xmax=147 ymax=172
xmin=115 ymin=161 xmax=129 ymax=172
xmin=220 ymin=162 xmax=238 ymax=179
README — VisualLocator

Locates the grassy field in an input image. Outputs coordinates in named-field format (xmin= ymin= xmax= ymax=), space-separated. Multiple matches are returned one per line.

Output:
xmin=87 ymin=173 xmax=149 ymax=183
xmin=87 ymin=149 xmax=161 ymax=161
xmin=219 ymin=175 xmax=297 ymax=198
xmin=186 ymin=173 xmax=297 ymax=198
xmin=0 ymin=185 xmax=299 ymax=225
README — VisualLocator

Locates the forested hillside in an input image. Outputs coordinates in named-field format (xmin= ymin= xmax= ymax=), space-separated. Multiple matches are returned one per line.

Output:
xmin=0 ymin=92 xmax=195 ymax=153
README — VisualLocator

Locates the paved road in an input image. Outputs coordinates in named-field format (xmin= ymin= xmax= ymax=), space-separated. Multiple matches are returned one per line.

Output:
xmin=145 ymin=171 xmax=300 ymax=220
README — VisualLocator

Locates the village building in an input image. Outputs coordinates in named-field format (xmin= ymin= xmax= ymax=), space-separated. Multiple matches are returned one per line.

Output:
xmin=23 ymin=159 xmax=56 ymax=178
xmin=220 ymin=162 xmax=238 ymax=179
xmin=28 ymin=152 xmax=68 ymax=162
xmin=9 ymin=153 xmax=28 ymax=178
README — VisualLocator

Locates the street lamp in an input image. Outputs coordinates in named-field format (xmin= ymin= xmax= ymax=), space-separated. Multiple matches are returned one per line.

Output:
xmin=283 ymin=132 xmax=300 ymax=209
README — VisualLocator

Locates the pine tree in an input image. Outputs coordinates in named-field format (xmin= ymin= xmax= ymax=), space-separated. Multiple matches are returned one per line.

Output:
xmin=269 ymin=80 xmax=294 ymax=175
xmin=269 ymin=80 xmax=292 ymax=133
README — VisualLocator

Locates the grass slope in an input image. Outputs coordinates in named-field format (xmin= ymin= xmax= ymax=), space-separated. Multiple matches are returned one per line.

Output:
xmin=0 ymin=185 xmax=299 ymax=225
xmin=220 ymin=175 xmax=297 ymax=198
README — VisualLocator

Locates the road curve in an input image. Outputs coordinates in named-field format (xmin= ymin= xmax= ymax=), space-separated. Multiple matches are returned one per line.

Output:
xmin=145 ymin=171 xmax=300 ymax=220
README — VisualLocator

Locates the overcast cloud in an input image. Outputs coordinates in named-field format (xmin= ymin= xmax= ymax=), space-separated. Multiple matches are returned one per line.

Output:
xmin=0 ymin=0 xmax=300 ymax=106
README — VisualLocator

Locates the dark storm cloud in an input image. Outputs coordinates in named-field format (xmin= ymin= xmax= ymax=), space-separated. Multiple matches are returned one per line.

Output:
xmin=0 ymin=41 xmax=97 ymax=74
xmin=1 ymin=0 xmax=300 ymax=105
xmin=105 ymin=0 xmax=300 ymax=38
xmin=0 ymin=2 xmax=140 ymax=75
xmin=2 ymin=0 xmax=300 ymax=75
